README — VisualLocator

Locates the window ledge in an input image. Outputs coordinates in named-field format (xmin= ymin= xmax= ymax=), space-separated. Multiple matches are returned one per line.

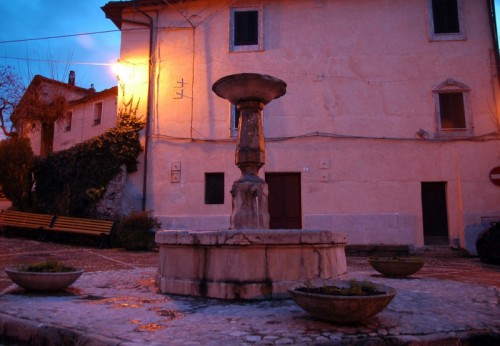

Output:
xmin=434 ymin=130 xmax=474 ymax=139
xmin=429 ymin=33 xmax=466 ymax=42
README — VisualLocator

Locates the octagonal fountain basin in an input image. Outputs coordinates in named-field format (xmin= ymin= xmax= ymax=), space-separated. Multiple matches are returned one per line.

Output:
xmin=155 ymin=229 xmax=347 ymax=300
xmin=212 ymin=73 xmax=287 ymax=105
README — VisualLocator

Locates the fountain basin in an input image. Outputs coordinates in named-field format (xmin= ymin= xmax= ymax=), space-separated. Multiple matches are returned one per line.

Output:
xmin=155 ymin=229 xmax=347 ymax=300
xmin=212 ymin=73 xmax=286 ymax=105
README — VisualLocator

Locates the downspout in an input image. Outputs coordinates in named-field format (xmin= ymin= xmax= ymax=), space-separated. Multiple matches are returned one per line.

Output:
xmin=129 ymin=4 xmax=154 ymax=212
xmin=487 ymin=0 xmax=500 ymax=86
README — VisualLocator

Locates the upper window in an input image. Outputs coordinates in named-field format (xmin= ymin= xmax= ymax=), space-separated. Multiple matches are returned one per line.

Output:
xmin=230 ymin=104 xmax=241 ymax=138
xmin=428 ymin=0 xmax=465 ymax=41
xmin=229 ymin=105 xmax=264 ymax=138
xmin=93 ymin=102 xmax=102 ymax=126
xmin=433 ymin=79 xmax=472 ymax=137
xmin=230 ymin=6 xmax=263 ymax=52
xmin=65 ymin=111 xmax=72 ymax=132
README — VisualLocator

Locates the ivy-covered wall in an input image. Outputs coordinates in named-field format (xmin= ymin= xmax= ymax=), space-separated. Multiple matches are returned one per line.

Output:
xmin=32 ymin=104 xmax=144 ymax=218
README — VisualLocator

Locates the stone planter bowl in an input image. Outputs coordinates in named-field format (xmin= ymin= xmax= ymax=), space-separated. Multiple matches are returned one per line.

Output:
xmin=5 ymin=267 xmax=84 ymax=291
xmin=287 ymin=280 xmax=396 ymax=323
xmin=369 ymin=257 xmax=425 ymax=278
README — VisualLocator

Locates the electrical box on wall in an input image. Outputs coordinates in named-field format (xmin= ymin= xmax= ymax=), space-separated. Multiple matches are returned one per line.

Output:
xmin=171 ymin=161 xmax=181 ymax=171
xmin=320 ymin=172 xmax=329 ymax=182
xmin=319 ymin=160 xmax=329 ymax=169
xmin=171 ymin=172 xmax=181 ymax=183
xmin=171 ymin=161 xmax=181 ymax=183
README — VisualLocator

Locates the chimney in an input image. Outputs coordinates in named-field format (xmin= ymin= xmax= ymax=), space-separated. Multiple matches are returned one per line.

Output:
xmin=68 ymin=71 xmax=76 ymax=85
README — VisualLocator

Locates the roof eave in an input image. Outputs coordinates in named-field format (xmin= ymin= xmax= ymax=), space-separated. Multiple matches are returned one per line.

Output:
xmin=101 ymin=0 xmax=189 ymax=29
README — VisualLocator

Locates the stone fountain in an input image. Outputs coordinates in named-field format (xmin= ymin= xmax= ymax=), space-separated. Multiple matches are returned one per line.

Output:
xmin=155 ymin=73 xmax=347 ymax=300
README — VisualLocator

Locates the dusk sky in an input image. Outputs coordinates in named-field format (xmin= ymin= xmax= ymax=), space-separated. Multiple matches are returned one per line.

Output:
xmin=0 ymin=0 xmax=120 ymax=91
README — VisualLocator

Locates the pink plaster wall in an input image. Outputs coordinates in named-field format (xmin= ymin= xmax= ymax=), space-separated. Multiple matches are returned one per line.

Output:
xmin=115 ymin=0 xmax=500 ymax=248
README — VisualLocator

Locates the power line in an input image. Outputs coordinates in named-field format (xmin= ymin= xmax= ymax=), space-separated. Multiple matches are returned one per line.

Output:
xmin=0 ymin=27 xmax=146 ymax=45
xmin=0 ymin=56 xmax=113 ymax=66
xmin=0 ymin=30 xmax=120 ymax=44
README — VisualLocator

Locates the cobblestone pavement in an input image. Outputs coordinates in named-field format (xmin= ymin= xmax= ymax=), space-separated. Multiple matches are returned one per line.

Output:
xmin=0 ymin=236 xmax=499 ymax=345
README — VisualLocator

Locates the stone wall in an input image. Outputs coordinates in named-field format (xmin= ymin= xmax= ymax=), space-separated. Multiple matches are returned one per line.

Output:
xmin=95 ymin=165 xmax=127 ymax=220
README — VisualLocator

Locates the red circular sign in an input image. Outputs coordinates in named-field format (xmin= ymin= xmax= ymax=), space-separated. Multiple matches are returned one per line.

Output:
xmin=489 ymin=167 xmax=500 ymax=186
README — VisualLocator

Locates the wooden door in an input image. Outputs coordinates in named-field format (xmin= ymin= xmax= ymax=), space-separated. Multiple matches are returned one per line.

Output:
xmin=421 ymin=182 xmax=449 ymax=245
xmin=266 ymin=173 xmax=302 ymax=229
xmin=40 ymin=122 xmax=54 ymax=157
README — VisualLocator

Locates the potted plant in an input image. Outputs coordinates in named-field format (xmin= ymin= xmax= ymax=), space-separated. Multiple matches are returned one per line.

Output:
xmin=287 ymin=279 xmax=396 ymax=323
xmin=5 ymin=260 xmax=83 ymax=291
xmin=369 ymin=256 xmax=425 ymax=278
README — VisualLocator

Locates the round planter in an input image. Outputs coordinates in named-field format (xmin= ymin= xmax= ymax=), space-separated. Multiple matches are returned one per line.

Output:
xmin=5 ymin=267 xmax=84 ymax=291
xmin=287 ymin=280 xmax=396 ymax=323
xmin=369 ymin=257 xmax=425 ymax=278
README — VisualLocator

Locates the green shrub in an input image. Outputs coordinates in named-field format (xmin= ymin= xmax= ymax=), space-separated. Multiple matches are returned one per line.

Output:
xmin=0 ymin=137 xmax=34 ymax=209
xmin=115 ymin=211 xmax=161 ymax=250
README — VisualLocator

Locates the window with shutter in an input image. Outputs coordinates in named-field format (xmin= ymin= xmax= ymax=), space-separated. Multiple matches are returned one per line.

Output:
xmin=432 ymin=0 xmax=460 ymax=34
xmin=230 ymin=6 xmax=263 ymax=52
xmin=433 ymin=79 xmax=472 ymax=137
xmin=234 ymin=11 xmax=258 ymax=46
xmin=427 ymin=0 xmax=465 ymax=41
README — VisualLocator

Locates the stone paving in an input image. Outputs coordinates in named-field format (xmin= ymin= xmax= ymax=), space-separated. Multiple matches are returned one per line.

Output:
xmin=0 ymin=236 xmax=499 ymax=345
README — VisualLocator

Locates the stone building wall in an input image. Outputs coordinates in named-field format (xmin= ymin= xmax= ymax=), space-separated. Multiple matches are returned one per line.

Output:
xmin=95 ymin=165 xmax=127 ymax=220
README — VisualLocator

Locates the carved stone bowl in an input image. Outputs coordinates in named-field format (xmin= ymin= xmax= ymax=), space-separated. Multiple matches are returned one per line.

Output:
xmin=5 ymin=267 xmax=84 ymax=291
xmin=212 ymin=73 xmax=287 ymax=105
xmin=288 ymin=279 xmax=396 ymax=323
xmin=369 ymin=257 xmax=425 ymax=278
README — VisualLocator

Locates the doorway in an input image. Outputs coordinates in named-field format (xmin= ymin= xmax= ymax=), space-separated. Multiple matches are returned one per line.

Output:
xmin=40 ymin=122 xmax=54 ymax=157
xmin=421 ymin=182 xmax=449 ymax=245
xmin=265 ymin=173 xmax=302 ymax=229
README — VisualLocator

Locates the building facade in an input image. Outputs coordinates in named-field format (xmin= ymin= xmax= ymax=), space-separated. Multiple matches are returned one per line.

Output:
xmin=103 ymin=0 xmax=500 ymax=249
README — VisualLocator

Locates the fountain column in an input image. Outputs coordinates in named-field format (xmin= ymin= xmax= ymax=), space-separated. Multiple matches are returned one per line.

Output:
xmin=212 ymin=73 xmax=286 ymax=229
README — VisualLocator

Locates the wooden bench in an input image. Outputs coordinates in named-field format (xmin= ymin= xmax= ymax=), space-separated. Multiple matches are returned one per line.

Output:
xmin=0 ymin=210 xmax=55 ymax=231
xmin=47 ymin=216 xmax=115 ymax=248
xmin=0 ymin=210 xmax=114 ymax=248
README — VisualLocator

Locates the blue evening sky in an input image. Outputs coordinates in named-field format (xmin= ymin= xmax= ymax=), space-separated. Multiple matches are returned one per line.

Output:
xmin=0 ymin=0 xmax=120 ymax=91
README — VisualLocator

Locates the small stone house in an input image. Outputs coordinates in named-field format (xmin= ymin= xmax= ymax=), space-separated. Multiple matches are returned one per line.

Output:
xmin=14 ymin=72 xmax=117 ymax=156
xmin=102 ymin=0 xmax=500 ymax=251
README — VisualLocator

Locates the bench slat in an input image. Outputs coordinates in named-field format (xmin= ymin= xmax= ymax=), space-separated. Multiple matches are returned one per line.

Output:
xmin=48 ymin=227 xmax=110 ymax=236
xmin=51 ymin=221 xmax=112 ymax=228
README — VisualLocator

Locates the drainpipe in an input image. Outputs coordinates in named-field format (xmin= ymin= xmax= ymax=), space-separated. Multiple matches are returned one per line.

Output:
xmin=487 ymin=0 xmax=500 ymax=86
xmin=128 ymin=4 xmax=154 ymax=212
